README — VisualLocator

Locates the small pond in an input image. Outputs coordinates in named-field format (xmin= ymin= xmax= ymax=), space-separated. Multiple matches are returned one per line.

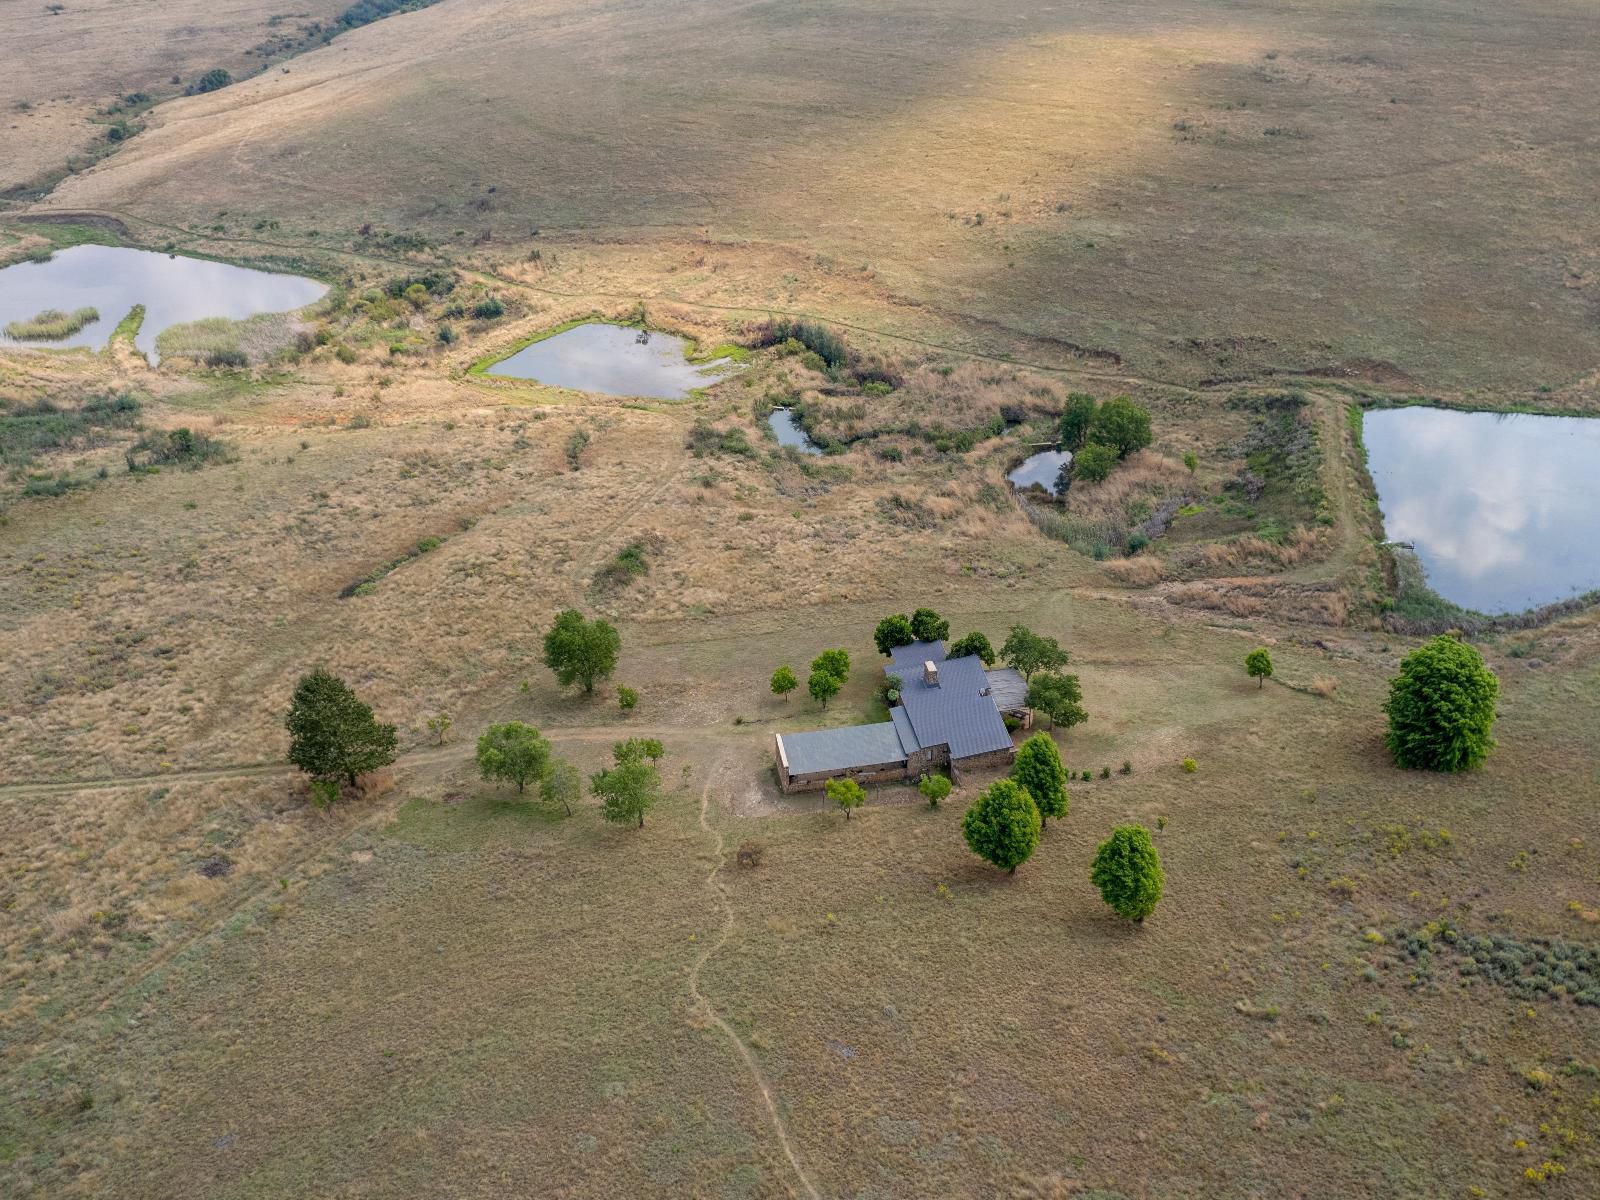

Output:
xmin=768 ymin=408 xmax=822 ymax=455
xmin=1007 ymin=448 xmax=1072 ymax=496
xmin=485 ymin=322 xmax=739 ymax=399
xmin=1363 ymin=406 xmax=1600 ymax=614
xmin=0 ymin=244 xmax=327 ymax=363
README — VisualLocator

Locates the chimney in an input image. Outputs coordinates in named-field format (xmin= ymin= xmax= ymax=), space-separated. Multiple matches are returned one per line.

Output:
xmin=924 ymin=660 xmax=940 ymax=688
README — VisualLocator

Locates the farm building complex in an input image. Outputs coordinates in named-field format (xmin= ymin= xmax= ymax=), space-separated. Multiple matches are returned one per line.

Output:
xmin=774 ymin=641 xmax=1028 ymax=792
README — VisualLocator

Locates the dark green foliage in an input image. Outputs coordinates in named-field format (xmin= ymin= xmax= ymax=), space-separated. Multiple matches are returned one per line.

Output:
xmin=811 ymin=648 xmax=850 ymax=683
xmin=475 ymin=722 xmax=551 ymax=793
xmin=1091 ymin=825 xmax=1165 ymax=921
xmin=1001 ymin=625 xmax=1069 ymax=680
xmin=770 ymin=665 xmax=798 ymax=699
xmin=188 ymin=69 xmax=232 ymax=95
xmin=617 ymin=685 xmax=638 ymax=711
xmin=873 ymin=614 xmax=916 ymax=656
xmin=1245 ymin=647 xmax=1274 ymax=687
xmin=205 ymin=348 xmax=248 ymax=369
xmin=918 ymin=773 xmax=952 ymax=808
xmin=1393 ymin=921 xmax=1600 ymax=1007
xmin=1059 ymin=393 xmax=1098 ymax=449
xmin=592 ymin=758 xmax=661 ymax=828
xmin=338 ymin=535 xmax=445 ymax=598
xmin=471 ymin=296 xmax=505 ymax=320
xmin=542 ymin=609 xmax=621 ymax=694
xmin=1071 ymin=442 xmax=1118 ymax=484
xmin=947 ymin=631 xmax=996 ymax=665
xmin=1011 ymin=733 xmax=1069 ymax=827
xmin=437 ymin=324 xmax=455 ymax=345
xmin=339 ymin=0 xmax=441 ymax=30
xmin=1086 ymin=395 xmax=1153 ymax=458
xmin=1383 ymin=635 xmax=1498 ymax=771
xmin=285 ymin=668 xmax=397 ymax=788
xmin=125 ymin=426 xmax=229 ymax=472
xmin=686 ymin=420 xmax=754 ymax=457
xmin=807 ymin=668 xmax=842 ymax=709
xmin=593 ymin=540 xmax=649 ymax=591
xmin=564 ymin=428 xmax=589 ymax=470
xmin=827 ymin=777 xmax=866 ymax=819
xmin=761 ymin=318 xmax=847 ymax=368
xmin=961 ymin=779 xmax=1041 ymax=874
xmin=910 ymin=608 xmax=949 ymax=643
xmin=1 ymin=392 xmax=139 ymax=469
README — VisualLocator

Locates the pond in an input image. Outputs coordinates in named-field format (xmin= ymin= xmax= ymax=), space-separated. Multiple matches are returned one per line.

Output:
xmin=1363 ymin=406 xmax=1600 ymax=614
xmin=1007 ymin=448 xmax=1071 ymax=496
xmin=768 ymin=408 xmax=822 ymax=455
xmin=0 ymin=244 xmax=327 ymax=364
xmin=484 ymin=322 xmax=740 ymax=398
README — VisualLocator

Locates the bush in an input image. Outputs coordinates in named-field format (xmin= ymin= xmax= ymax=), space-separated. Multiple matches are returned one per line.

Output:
xmin=471 ymin=297 xmax=505 ymax=320
xmin=961 ymin=779 xmax=1041 ymax=874
xmin=1181 ymin=758 xmax=1197 ymax=773
xmin=1071 ymin=442 xmax=1118 ymax=484
xmin=188 ymin=68 xmax=232 ymax=95
xmin=1090 ymin=825 xmax=1165 ymax=921
xmin=918 ymin=773 xmax=952 ymax=808
xmin=1384 ymin=635 xmax=1499 ymax=771
xmin=205 ymin=348 xmax=248 ymax=369
xmin=617 ymin=685 xmax=638 ymax=712
xmin=125 ymin=426 xmax=229 ymax=472
xmin=947 ymin=631 xmax=995 ymax=665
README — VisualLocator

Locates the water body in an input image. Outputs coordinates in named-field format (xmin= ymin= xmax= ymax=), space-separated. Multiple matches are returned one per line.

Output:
xmin=768 ymin=408 xmax=822 ymax=455
xmin=485 ymin=323 xmax=739 ymax=398
xmin=1363 ymin=406 xmax=1600 ymax=614
xmin=1007 ymin=448 xmax=1072 ymax=495
xmin=0 ymin=244 xmax=326 ymax=363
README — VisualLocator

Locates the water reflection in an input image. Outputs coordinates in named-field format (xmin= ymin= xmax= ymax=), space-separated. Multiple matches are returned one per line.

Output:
xmin=768 ymin=408 xmax=821 ymax=454
xmin=1363 ymin=406 xmax=1600 ymax=613
xmin=0 ymin=244 xmax=326 ymax=363
xmin=486 ymin=323 xmax=738 ymax=398
xmin=1007 ymin=449 xmax=1071 ymax=495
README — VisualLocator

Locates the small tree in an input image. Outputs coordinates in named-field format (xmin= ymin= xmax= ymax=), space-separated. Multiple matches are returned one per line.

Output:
xmin=592 ymin=760 xmax=661 ymax=828
xmin=910 ymin=608 xmax=949 ymax=643
xmin=639 ymin=738 xmax=665 ymax=767
xmin=770 ymin=665 xmax=799 ymax=700
xmin=918 ymin=773 xmax=952 ymax=808
xmin=476 ymin=722 xmax=551 ymax=794
xmin=425 ymin=711 xmax=452 ymax=745
xmin=873 ymin=614 xmax=916 ymax=656
xmin=1011 ymin=733 xmax=1069 ymax=829
xmin=811 ymin=648 xmax=850 ymax=683
xmin=947 ymin=631 xmax=995 ymax=665
xmin=1059 ymin=393 xmax=1098 ymax=450
xmin=826 ymin=777 xmax=865 ymax=820
xmin=1086 ymin=395 xmax=1152 ymax=458
xmin=1091 ymin=825 xmax=1165 ymax=921
xmin=285 ymin=668 xmax=398 ymax=789
xmin=1026 ymin=672 xmax=1087 ymax=731
xmin=1183 ymin=452 xmax=1198 ymax=474
xmin=1384 ymin=635 xmax=1499 ymax=772
xmin=618 ymin=685 xmax=639 ymax=711
xmin=1071 ymin=443 xmax=1118 ymax=484
xmin=1245 ymin=647 xmax=1274 ymax=689
xmin=808 ymin=668 xmax=842 ymax=709
xmin=540 ymin=759 xmax=581 ymax=816
xmin=1001 ymin=625 xmax=1069 ymax=680
xmin=961 ymin=779 xmax=1041 ymax=874
xmin=542 ymin=608 xmax=621 ymax=694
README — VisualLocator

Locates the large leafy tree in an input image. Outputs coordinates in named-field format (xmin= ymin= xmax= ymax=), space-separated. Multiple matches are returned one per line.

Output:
xmin=1059 ymin=393 xmax=1098 ymax=450
xmin=1091 ymin=825 xmax=1165 ymax=921
xmin=873 ymin=614 xmax=916 ymax=656
xmin=1245 ymin=647 xmax=1274 ymax=689
xmin=947 ymin=631 xmax=995 ymax=666
xmin=1086 ymin=395 xmax=1153 ymax=458
xmin=961 ymin=779 xmax=1041 ymax=874
xmin=285 ymin=668 xmax=397 ymax=788
xmin=1026 ymin=672 xmax=1087 ymax=731
xmin=826 ymin=777 xmax=865 ymax=819
xmin=1384 ymin=635 xmax=1499 ymax=771
xmin=1001 ymin=625 xmax=1069 ymax=680
xmin=476 ymin=722 xmax=551 ymax=793
xmin=811 ymin=648 xmax=850 ymax=683
xmin=1011 ymin=733 xmax=1070 ymax=828
xmin=909 ymin=608 xmax=949 ymax=643
xmin=592 ymin=746 xmax=662 ymax=828
xmin=542 ymin=608 xmax=621 ymax=694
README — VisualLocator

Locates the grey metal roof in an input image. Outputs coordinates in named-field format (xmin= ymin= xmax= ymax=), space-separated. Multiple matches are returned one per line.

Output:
xmin=889 ymin=705 xmax=921 ymax=754
xmin=888 ymin=645 xmax=1015 ymax=761
xmin=984 ymin=667 xmax=1029 ymax=713
xmin=779 ymin=723 xmax=908 ymax=776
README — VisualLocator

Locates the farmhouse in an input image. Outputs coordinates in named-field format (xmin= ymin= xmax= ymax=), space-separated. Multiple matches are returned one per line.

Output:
xmin=774 ymin=640 xmax=1027 ymax=793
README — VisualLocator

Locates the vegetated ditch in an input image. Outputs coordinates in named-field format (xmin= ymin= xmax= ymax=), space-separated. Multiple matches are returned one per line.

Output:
xmin=339 ymin=533 xmax=448 ymax=598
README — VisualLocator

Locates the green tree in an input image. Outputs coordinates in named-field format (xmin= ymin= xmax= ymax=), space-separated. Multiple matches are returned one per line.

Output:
xmin=827 ymin=777 xmax=866 ymax=819
xmin=617 ymin=685 xmax=639 ymax=711
xmin=476 ymin=721 xmax=551 ymax=794
xmin=425 ymin=711 xmax=452 ymax=745
xmin=1011 ymin=733 xmax=1070 ymax=828
xmin=770 ymin=665 xmax=799 ymax=700
xmin=1001 ymin=625 xmax=1069 ymax=680
xmin=918 ymin=773 xmax=952 ymax=808
xmin=1071 ymin=442 xmax=1118 ymax=484
xmin=540 ymin=759 xmax=581 ymax=816
xmin=1245 ymin=647 xmax=1274 ymax=689
xmin=542 ymin=608 xmax=621 ymax=694
xmin=1384 ymin=635 xmax=1499 ymax=771
xmin=1026 ymin=672 xmax=1087 ymax=730
xmin=285 ymin=668 xmax=398 ymax=788
xmin=811 ymin=648 xmax=850 ymax=683
xmin=961 ymin=779 xmax=1041 ymax=874
xmin=1086 ymin=395 xmax=1153 ymax=458
xmin=947 ymin=631 xmax=995 ymax=665
xmin=1183 ymin=452 xmax=1198 ymax=474
xmin=910 ymin=608 xmax=949 ymax=643
xmin=1059 ymin=393 xmax=1098 ymax=450
xmin=612 ymin=737 xmax=660 ymax=766
xmin=592 ymin=760 xmax=661 ymax=828
xmin=1091 ymin=825 xmax=1165 ymax=921
xmin=639 ymin=738 xmax=665 ymax=766
xmin=873 ymin=614 xmax=916 ymax=656
xmin=808 ymin=668 xmax=842 ymax=709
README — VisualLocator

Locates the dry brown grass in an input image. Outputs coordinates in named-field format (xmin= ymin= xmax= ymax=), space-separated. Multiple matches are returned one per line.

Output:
xmin=1103 ymin=556 xmax=1164 ymax=587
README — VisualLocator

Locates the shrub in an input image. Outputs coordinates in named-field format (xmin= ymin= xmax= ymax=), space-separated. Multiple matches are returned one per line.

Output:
xmin=961 ymin=779 xmax=1041 ymax=874
xmin=125 ymin=426 xmax=229 ymax=472
xmin=335 ymin=344 xmax=358 ymax=364
xmin=1120 ymin=760 xmax=1132 ymax=775
xmin=617 ymin=685 xmax=638 ymax=712
xmin=471 ymin=297 xmax=505 ymax=320
xmin=1384 ymin=635 xmax=1498 ymax=771
xmin=1246 ymin=647 xmax=1274 ymax=688
xmin=1011 ymin=733 xmax=1069 ymax=828
xmin=1181 ymin=758 xmax=1197 ymax=773
xmin=1072 ymin=442 xmax=1118 ymax=484
xmin=827 ymin=777 xmax=866 ymax=819
xmin=1091 ymin=825 xmax=1165 ymax=921
xmin=205 ymin=348 xmax=248 ymax=369
xmin=437 ymin=324 xmax=455 ymax=345
xmin=565 ymin=428 xmax=589 ymax=470
xmin=188 ymin=68 xmax=232 ymax=95
xmin=736 ymin=841 xmax=765 ymax=869
xmin=1087 ymin=395 xmax=1153 ymax=458
xmin=918 ymin=773 xmax=952 ymax=808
